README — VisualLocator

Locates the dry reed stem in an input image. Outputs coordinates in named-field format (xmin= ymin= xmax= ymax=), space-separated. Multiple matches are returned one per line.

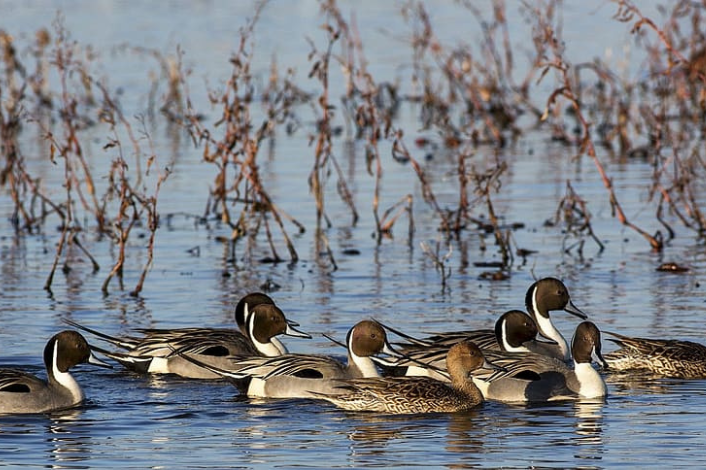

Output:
xmin=533 ymin=2 xmax=663 ymax=251
xmin=420 ymin=240 xmax=452 ymax=291
xmin=555 ymin=180 xmax=605 ymax=256
xmin=4 ymin=1 xmax=706 ymax=293
xmin=179 ymin=0 xmax=303 ymax=264
xmin=131 ymin=117 xmax=170 ymax=297
xmin=41 ymin=20 xmax=100 ymax=290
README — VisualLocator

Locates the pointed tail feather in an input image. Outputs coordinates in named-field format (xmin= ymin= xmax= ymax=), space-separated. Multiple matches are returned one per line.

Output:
xmin=373 ymin=320 xmax=433 ymax=347
xmin=64 ymin=318 xmax=138 ymax=350
xmin=88 ymin=343 xmax=154 ymax=373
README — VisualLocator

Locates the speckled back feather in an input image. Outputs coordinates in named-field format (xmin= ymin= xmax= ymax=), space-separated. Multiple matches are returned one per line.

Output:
xmin=604 ymin=331 xmax=706 ymax=379
xmin=323 ymin=376 xmax=480 ymax=414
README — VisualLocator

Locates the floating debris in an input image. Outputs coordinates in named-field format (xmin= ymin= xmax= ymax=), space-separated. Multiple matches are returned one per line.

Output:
xmin=260 ymin=278 xmax=281 ymax=292
xmin=474 ymin=261 xmax=504 ymax=268
xmin=516 ymin=248 xmax=538 ymax=257
xmin=478 ymin=271 xmax=510 ymax=281
xmin=656 ymin=263 xmax=689 ymax=273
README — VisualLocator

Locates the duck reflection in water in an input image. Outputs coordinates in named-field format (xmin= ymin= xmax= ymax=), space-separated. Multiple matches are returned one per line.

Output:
xmin=340 ymin=414 xmax=488 ymax=467
xmin=573 ymin=399 xmax=606 ymax=464
xmin=46 ymin=408 xmax=93 ymax=467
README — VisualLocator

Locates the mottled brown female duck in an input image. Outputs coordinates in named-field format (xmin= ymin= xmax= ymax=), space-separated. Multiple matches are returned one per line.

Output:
xmin=604 ymin=331 xmax=706 ymax=379
xmin=313 ymin=341 xmax=499 ymax=414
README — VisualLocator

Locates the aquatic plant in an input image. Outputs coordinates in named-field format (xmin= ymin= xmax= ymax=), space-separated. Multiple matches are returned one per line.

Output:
xmin=0 ymin=17 xmax=172 ymax=295
xmin=1 ymin=0 xmax=705 ymax=294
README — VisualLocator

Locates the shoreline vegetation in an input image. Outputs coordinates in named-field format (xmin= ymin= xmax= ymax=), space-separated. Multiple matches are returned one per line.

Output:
xmin=0 ymin=0 xmax=704 ymax=295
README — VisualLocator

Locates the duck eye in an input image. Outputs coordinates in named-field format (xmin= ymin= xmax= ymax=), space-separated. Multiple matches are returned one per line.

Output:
xmin=370 ymin=333 xmax=377 ymax=339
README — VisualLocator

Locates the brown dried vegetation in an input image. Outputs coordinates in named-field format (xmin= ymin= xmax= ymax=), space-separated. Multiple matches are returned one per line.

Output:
xmin=1 ymin=0 xmax=705 ymax=293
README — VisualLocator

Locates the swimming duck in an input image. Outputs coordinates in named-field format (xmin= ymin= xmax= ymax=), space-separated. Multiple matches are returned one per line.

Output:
xmin=65 ymin=294 xmax=310 ymax=379
xmin=381 ymin=310 xmax=549 ymax=380
xmin=603 ymin=331 xmax=706 ymax=379
xmin=312 ymin=341 xmax=498 ymax=414
xmin=0 ymin=330 xmax=111 ymax=414
xmin=173 ymin=319 xmax=401 ymax=398
xmin=395 ymin=278 xmax=587 ymax=362
xmin=472 ymin=321 xmax=608 ymax=402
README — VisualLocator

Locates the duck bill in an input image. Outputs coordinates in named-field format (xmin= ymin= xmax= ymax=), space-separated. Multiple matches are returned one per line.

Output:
xmin=564 ymin=300 xmax=588 ymax=320
xmin=286 ymin=318 xmax=301 ymax=327
xmin=88 ymin=351 xmax=113 ymax=369
xmin=593 ymin=348 xmax=609 ymax=370
xmin=284 ymin=324 xmax=312 ymax=339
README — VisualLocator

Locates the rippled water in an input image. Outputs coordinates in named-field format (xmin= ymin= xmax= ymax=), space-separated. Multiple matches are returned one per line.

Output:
xmin=2 ymin=1 xmax=706 ymax=468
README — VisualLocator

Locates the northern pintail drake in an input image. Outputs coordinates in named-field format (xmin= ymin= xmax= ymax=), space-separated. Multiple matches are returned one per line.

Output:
xmin=395 ymin=277 xmax=587 ymax=362
xmin=472 ymin=321 xmax=608 ymax=402
xmin=174 ymin=319 xmax=400 ymax=398
xmin=382 ymin=310 xmax=549 ymax=380
xmin=0 ymin=330 xmax=111 ymax=414
xmin=603 ymin=331 xmax=706 ymax=378
xmin=65 ymin=293 xmax=311 ymax=379
xmin=312 ymin=341 xmax=498 ymax=414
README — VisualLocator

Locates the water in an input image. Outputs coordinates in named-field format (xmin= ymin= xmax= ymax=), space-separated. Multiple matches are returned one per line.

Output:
xmin=1 ymin=1 xmax=706 ymax=468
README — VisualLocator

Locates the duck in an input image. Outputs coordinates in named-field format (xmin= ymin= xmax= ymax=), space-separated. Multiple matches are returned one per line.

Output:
xmin=394 ymin=277 xmax=587 ymax=362
xmin=311 ymin=341 xmax=498 ymax=414
xmin=381 ymin=310 xmax=552 ymax=380
xmin=172 ymin=319 xmax=401 ymax=398
xmin=0 ymin=330 xmax=111 ymax=414
xmin=603 ymin=331 xmax=706 ymax=378
xmin=64 ymin=293 xmax=311 ymax=379
xmin=471 ymin=321 xmax=608 ymax=402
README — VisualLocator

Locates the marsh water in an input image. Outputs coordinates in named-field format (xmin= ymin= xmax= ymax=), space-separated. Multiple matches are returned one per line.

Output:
xmin=2 ymin=1 xmax=706 ymax=468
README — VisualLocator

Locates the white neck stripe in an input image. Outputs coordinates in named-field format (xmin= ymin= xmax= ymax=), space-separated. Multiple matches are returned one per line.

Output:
xmin=51 ymin=340 xmax=84 ymax=403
